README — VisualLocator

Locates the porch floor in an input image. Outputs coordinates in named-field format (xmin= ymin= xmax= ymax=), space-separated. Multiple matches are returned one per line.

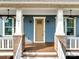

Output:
xmin=24 ymin=42 xmax=55 ymax=52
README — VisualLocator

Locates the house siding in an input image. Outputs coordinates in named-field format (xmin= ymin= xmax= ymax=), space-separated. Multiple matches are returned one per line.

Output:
xmin=0 ymin=17 xmax=3 ymax=36
xmin=76 ymin=17 xmax=79 ymax=37
xmin=24 ymin=15 xmax=55 ymax=43
xmin=45 ymin=16 xmax=55 ymax=42
xmin=24 ymin=16 xmax=34 ymax=43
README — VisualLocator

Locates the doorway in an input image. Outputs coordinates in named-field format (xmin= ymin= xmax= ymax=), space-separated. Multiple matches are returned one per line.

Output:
xmin=34 ymin=17 xmax=45 ymax=43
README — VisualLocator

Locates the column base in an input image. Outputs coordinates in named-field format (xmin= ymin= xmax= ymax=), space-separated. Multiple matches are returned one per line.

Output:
xmin=13 ymin=34 xmax=25 ymax=56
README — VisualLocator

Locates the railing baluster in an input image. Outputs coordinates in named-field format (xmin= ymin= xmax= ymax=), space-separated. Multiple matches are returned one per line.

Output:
xmin=2 ymin=39 xmax=4 ymax=49
xmin=67 ymin=37 xmax=79 ymax=50
xmin=0 ymin=40 xmax=1 ymax=48
xmin=0 ymin=37 xmax=13 ymax=50
xmin=70 ymin=39 xmax=71 ymax=49
xmin=75 ymin=38 xmax=77 ymax=49
xmin=78 ymin=39 xmax=79 ymax=48
xmin=7 ymin=39 xmax=9 ymax=49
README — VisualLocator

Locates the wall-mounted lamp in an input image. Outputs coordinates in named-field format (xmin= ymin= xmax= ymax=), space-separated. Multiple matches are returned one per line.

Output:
xmin=46 ymin=20 xmax=49 ymax=23
xmin=29 ymin=20 xmax=32 ymax=23
xmin=69 ymin=10 xmax=73 ymax=18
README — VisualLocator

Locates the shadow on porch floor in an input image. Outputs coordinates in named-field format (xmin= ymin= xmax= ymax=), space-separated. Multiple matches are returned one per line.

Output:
xmin=23 ymin=42 xmax=55 ymax=52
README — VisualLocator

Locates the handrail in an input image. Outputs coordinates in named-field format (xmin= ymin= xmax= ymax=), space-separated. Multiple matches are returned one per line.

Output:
xmin=14 ymin=38 xmax=22 ymax=59
xmin=55 ymin=35 xmax=66 ymax=59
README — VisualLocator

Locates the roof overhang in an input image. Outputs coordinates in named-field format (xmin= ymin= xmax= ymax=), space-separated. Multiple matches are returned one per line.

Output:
xmin=0 ymin=2 xmax=79 ymax=8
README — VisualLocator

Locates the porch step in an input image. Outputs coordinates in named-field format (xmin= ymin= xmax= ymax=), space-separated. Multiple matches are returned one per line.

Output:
xmin=23 ymin=42 xmax=57 ymax=58
xmin=23 ymin=56 xmax=57 ymax=59
xmin=23 ymin=52 xmax=57 ymax=57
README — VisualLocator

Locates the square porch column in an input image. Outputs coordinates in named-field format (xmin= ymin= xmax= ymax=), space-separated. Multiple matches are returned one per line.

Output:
xmin=55 ymin=9 xmax=65 ymax=36
xmin=55 ymin=9 xmax=66 ymax=59
xmin=15 ymin=9 xmax=23 ymax=35
xmin=55 ymin=9 xmax=66 ymax=46
xmin=13 ymin=9 xmax=24 ymax=58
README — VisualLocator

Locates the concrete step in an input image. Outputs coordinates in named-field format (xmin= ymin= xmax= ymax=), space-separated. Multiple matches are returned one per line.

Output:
xmin=23 ymin=56 xmax=58 ymax=59
xmin=23 ymin=52 xmax=57 ymax=57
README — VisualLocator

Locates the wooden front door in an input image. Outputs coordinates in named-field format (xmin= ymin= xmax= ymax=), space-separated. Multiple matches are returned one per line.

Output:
xmin=34 ymin=17 xmax=45 ymax=43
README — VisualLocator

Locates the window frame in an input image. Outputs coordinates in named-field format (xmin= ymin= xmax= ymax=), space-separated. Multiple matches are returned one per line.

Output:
xmin=3 ymin=16 xmax=14 ymax=36
xmin=64 ymin=17 xmax=76 ymax=36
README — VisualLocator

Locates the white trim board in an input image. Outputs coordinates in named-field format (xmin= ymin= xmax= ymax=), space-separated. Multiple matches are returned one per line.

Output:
xmin=0 ymin=52 xmax=13 ymax=56
xmin=0 ymin=2 xmax=79 ymax=5
xmin=2 ymin=16 xmax=14 ymax=36
xmin=66 ymin=51 xmax=79 ymax=56
xmin=33 ymin=17 xmax=46 ymax=43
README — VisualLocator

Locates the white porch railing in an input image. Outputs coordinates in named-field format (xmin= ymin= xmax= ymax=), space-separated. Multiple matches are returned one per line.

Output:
xmin=67 ymin=36 xmax=79 ymax=50
xmin=0 ymin=36 xmax=13 ymax=50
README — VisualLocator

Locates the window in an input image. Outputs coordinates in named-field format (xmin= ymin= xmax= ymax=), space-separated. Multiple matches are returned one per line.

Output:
xmin=64 ymin=17 xmax=76 ymax=36
xmin=3 ymin=16 xmax=15 ymax=36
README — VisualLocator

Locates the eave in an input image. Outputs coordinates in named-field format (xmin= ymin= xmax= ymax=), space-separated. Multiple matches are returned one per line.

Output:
xmin=0 ymin=2 xmax=79 ymax=8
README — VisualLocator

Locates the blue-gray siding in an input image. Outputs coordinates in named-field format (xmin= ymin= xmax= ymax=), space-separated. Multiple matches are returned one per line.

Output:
xmin=24 ymin=16 xmax=55 ymax=42
xmin=76 ymin=16 xmax=79 ymax=37
xmin=24 ymin=16 xmax=34 ymax=42
xmin=0 ymin=17 xmax=3 ymax=36
xmin=45 ymin=16 xmax=55 ymax=42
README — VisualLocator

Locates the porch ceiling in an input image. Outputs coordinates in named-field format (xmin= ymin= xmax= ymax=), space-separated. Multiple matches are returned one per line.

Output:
xmin=0 ymin=3 xmax=79 ymax=8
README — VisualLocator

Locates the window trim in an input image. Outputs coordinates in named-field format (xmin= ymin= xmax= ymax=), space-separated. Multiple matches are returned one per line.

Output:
xmin=64 ymin=17 xmax=76 ymax=36
xmin=3 ymin=16 xmax=14 ymax=36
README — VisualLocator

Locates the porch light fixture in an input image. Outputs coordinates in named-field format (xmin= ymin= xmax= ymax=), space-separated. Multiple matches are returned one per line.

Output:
xmin=46 ymin=20 xmax=49 ymax=23
xmin=29 ymin=20 xmax=32 ymax=23
xmin=6 ymin=9 xmax=10 ymax=19
xmin=6 ymin=9 xmax=10 ymax=22
xmin=7 ymin=9 xmax=10 ymax=18
xmin=69 ymin=10 xmax=73 ymax=18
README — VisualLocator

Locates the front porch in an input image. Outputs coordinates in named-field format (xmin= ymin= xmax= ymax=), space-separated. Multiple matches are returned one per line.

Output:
xmin=0 ymin=8 xmax=79 ymax=59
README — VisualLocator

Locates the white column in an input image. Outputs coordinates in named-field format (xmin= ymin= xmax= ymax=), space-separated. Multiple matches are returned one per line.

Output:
xmin=15 ymin=9 xmax=23 ymax=35
xmin=55 ymin=9 xmax=65 ymax=36
xmin=55 ymin=9 xmax=66 ymax=59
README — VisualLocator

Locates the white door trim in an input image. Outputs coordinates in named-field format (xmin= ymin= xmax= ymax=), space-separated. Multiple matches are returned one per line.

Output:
xmin=33 ymin=17 xmax=46 ymax=43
